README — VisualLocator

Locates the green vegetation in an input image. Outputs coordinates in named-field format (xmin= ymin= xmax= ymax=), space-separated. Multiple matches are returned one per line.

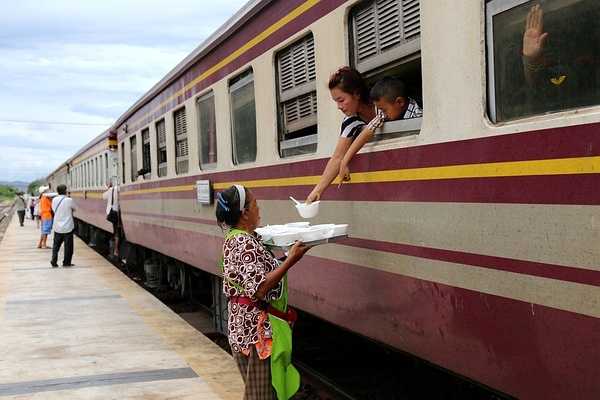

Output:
xmin=27 ymin=179 xmax=45 ymax=195
xmin=0 ymin=185 xmax=17 ymax=202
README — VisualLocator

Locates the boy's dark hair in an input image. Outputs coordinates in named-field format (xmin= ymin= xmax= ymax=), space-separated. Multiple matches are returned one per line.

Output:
xmin=215 ymin=185 xmax=249 ymax=229
xmin=57 ymin=184 xmax=67 ymax=195
xmin=328 ymin=66 xmax=370 ymax=104
xmin=370 ymin=76 xmax=408 ymax=102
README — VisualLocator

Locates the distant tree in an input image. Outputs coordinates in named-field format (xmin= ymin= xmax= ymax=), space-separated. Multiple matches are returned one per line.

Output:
xmin=27 ymin=179 xmax=45 ymax=195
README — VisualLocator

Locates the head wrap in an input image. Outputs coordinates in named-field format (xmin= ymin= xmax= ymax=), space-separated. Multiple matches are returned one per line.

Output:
xmin=234 ymin=185 xmax=246 ymax=212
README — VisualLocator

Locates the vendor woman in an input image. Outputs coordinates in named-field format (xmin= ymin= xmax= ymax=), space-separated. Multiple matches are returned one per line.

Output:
xmin=216 ymin=184 xmax=309 ymax=400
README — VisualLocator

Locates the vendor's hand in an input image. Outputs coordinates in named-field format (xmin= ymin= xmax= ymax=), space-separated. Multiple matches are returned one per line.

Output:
xmin=306 ymin=190 xmax=320 ymax=204
xmin=523 ymin=4 xmax=548 ymax=60
xmin=337 ymin=164 xmax=351 ymax=188
xmin=367 ymin=110 xmax=385 ymax=131
xmin=288 ymin=241 xmax=309 ymax=263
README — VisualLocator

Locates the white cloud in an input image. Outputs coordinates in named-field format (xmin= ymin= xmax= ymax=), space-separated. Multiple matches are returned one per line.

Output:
xmin=0 ymin=0 xmax=248 ymax=182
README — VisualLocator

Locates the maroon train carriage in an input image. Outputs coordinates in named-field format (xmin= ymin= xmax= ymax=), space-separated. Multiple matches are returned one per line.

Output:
xmin=47 ymin=1 xmax=600 ymax=399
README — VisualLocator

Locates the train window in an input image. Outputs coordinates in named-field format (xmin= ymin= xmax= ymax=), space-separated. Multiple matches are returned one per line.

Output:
xmin=350 ymin=0 xmax=423 ymax=139
xmin=121 ymin=144 xmax=126 ymax=184
xmin=487 ymin=0 xmax=600 ymax=123
xmin=104 ymin=153 xmax=109 ymax=186
xmin=130 ymin=135 xmax=138 ymax=182
xmin=156 ymin=119 xmax=167 ymax=177
xmin=141 ymin=128 xmax=151 ymax=179
xmin=230 ymin=69 xmax=257 ymax=164
xmin=94 ymin=157 xmax=100 ymax=186
xmin=196 ymin=91 xmax=217 ymax=170
xmin=276 ymin=34 xmax=317 ymax=157
xmin=173 ymin=107 xmax=189 ymax=174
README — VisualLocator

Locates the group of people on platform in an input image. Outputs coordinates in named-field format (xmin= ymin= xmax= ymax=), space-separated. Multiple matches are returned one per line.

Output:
xmin=16 ymin=185 xmax=76 ymax=268
xmin=218 ymin=67 xmax=421 ymax=399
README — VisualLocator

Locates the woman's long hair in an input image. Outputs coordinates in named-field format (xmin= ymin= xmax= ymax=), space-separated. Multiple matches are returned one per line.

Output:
xmin=328 ymin=66 xmax=370 ymax=104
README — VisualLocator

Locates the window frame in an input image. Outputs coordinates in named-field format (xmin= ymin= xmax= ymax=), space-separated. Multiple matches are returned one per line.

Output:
xmin=156 ymin=119 xmax=168 ymax=177
xmin=349 ymin=0 xmax=421 ymax=75
xmin=348 ymin=0 xmax=424 ymax=139
xmin=130 ymin=134 xmax=138 ymax=183
xmin=173 ymin=106 xmax=189 ymax=175
xmin=486 ymin=0 xmax=529 ymax=123
xmin=196 ymin=90 xmax=218 ymax=170
xmin=275 ymin=32 xmax=318 ymax=158
xmin=121 ymin=143 xmax=126 ymax=184
xmin=229 ymin=69 xmax=257 ymax=165
xmin=141 ymin=127 xmax=151 ymax=179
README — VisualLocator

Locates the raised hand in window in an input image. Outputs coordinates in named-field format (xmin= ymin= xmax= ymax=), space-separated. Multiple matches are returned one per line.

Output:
xmin=523 ymin=4 xmax=549 ymax=61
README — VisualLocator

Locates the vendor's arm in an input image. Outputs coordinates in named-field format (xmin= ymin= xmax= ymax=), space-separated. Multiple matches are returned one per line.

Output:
xmin=306 ymin=137 xmax=352 ymax=203
xmin=255 ymin=241 xmax=308 ymax=300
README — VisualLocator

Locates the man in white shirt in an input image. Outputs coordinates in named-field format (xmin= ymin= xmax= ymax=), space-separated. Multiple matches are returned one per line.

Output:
xmin=102 ymin=183 xmax=120 ymax=258
xmin=50 ymin=184 xmax=76 ymax=267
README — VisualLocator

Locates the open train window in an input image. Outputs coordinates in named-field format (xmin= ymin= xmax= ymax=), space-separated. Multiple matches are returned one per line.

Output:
xmin=156 ymin=119 xmax=167 ymax=177
xmin=487 ymin=0 xmax=600 ymax=123
xmin=230 ymin=69 xmax=257 ymax=165
xmin=197 ymin=91 xmax=217 ymax=170
xmin=349 ymin=0 xmax=423 ymax=139
xmin=173 ymin=107 xmax=189 ymax=174
xmin=276 ymin=33 xmax=318 ymax=158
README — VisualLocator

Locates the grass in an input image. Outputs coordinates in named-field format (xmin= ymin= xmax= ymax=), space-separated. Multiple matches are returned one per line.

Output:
xmin=0 ymin=185 xmax=17 ymax=202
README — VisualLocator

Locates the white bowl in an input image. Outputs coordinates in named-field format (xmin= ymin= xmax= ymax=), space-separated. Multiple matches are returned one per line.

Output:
xmin=295 ymin=201 xmax=320 ymax=219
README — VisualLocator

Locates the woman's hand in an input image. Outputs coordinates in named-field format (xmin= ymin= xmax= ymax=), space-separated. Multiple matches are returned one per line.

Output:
xmin=337 ymin=163 xmax=351 ymax=187
xmin=306 ymin=189 xmax=321 ymax=204
xmin=287 ymin=241 xmax=309 ymax=264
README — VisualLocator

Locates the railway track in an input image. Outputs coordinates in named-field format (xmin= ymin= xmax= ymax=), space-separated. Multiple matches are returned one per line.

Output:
xmin=0 ymin=202 xmax=14 ymax=243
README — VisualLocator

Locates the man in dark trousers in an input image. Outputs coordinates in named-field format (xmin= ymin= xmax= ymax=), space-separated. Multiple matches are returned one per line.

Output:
xmin=15 ymin=192 xmax=26 ymax=226
xmin=50 ymin=184 xmax=76 ymax=267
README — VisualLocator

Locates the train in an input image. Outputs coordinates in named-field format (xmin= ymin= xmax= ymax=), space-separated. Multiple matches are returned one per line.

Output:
xmin=46 ymin=0 xmax=600 ymax=399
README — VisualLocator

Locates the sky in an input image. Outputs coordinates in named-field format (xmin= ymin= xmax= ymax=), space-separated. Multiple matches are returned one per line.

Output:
xmin=0 ymin=0 xmax=248 ymax=183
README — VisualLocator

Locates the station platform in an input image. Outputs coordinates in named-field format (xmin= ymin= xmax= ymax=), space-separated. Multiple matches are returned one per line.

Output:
xmin=0 ymin=215 xmax=244 ymax=399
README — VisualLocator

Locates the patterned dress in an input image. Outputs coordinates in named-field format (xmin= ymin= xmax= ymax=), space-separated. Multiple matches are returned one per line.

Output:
xmin=223 ymin=231 xmax=282 ymax=358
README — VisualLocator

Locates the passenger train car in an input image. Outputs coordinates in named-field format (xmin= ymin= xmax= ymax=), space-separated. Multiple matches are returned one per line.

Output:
xmin=47 ymin=0 xmax=600 ymax=398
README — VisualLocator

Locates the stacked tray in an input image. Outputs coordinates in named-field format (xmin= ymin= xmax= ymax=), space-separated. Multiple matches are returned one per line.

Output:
xmin=256 ymin=222 xmax=349 ymax=250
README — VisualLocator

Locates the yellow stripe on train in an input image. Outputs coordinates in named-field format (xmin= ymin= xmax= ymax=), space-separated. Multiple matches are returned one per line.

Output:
xmin=119 ymin=155 xmax=600 ymax=196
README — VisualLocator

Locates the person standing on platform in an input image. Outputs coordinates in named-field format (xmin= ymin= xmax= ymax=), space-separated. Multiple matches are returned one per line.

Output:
xmin=38 ymin=187 xmax=53 ymax=249
xmin=28 ymin=194 xmax=35 ymax=220
xmin=15 ymin=192 xmax=26 ymax=227
xmin=217 ymin=185 xmax=309 ymax=400
xmin=50 ymin=184 xmax=76 ymax=268
xmin=33 ymin=195 xmax=41 ymax=229
xmin=102 ymin=182 xmax=120 ymax=258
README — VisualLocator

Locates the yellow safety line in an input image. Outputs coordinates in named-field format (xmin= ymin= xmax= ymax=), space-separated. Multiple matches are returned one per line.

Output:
xmin=119 ymin=155 xmax=600 ymax=196
xmin=128 ymin=0 xmax=321 ymax=131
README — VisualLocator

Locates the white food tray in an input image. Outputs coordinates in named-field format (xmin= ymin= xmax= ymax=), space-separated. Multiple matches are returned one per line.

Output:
xmin=263 ymin=234 xmax=348 ymax=251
